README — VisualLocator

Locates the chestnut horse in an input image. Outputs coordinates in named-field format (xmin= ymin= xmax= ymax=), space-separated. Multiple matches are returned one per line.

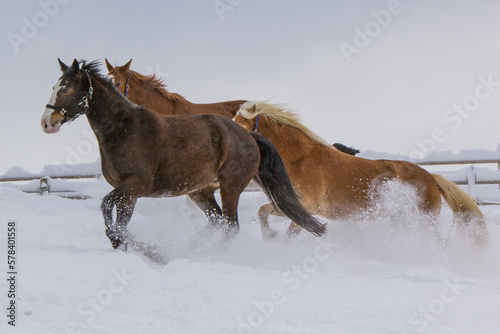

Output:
xmin=105 ymin=59 xmax=359 ymax=156
xmin=105 ymin=59 xmax=245 ymax=118
xmin=233 ymin=101 xmax=489 ymax=247
xmin=40 ymin=59 xmax=325 ymax=254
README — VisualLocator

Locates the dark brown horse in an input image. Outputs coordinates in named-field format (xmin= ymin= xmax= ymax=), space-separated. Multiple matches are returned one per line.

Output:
xmin=40 ymin=59 xmax=325 ymax=254
xmin=105 ymin=59 xmax=244 ymax=118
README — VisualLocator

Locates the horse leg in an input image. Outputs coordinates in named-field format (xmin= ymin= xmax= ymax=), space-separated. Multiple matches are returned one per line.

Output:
xmin=188 ymin=188 xmax=223 ymax=229
xmin=115 ymin=196 xmax=137 ymax=248
xmin=285 ymin=221 xmax=304 ymax=241
xmin=219 ymin=185 xmax=242 ymax=240
xmin=101 ymin=189 xmax=137 ymax=249
xmin=188 ymin=188 xmax=225 ymax=246
xmin=258 ymin=203 xmax=282 ymax=240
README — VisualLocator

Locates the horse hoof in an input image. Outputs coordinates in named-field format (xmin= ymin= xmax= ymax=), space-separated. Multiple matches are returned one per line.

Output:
xmin=114 ymin=242 xmax=128 ymax=252
xmin=262 ymin=229 xmax=279 ymax=240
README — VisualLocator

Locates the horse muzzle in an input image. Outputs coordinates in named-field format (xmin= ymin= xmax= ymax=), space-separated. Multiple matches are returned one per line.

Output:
xmin=41 ymin=112 xmax=62 ymax=134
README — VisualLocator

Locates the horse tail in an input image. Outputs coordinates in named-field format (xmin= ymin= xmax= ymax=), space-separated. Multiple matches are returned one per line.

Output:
xmin=250 ymin=132 xmax=326 ymax=237
xmin=432 ymin=173 xmax=490 ymax=247
xmin=332 ymin=143 xmax=360 ymax=156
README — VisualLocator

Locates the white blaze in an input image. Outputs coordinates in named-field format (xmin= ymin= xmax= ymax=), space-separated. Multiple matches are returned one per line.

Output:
xmin=41 ymin=79 xmax=64 ymax=133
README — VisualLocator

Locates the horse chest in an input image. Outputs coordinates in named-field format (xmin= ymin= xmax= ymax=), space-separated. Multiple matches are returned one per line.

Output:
xmin=100 ymin=157 xmax=123 ymax=188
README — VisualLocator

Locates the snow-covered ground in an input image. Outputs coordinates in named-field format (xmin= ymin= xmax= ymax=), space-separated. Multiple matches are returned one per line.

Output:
xmin=0 ymin=180 xmax=500 ymax=334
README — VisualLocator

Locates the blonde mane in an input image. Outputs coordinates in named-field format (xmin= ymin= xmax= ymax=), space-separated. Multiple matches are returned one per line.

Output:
xmin=129 ymin=70 xmax=186 ymax=103
xmin=239 ymin=101 xmax=330 ymax=146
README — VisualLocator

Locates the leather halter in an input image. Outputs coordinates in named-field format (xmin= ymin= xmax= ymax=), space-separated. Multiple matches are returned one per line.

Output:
xmin=45 ymin=70 xmax=93 ymax=122
xmin=253 ymin=115 xmax=259 ymax=132
xmin=123 ymin=75 xmax=130 ymax=97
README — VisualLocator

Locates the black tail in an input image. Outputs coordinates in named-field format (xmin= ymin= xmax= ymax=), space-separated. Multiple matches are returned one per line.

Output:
xmin=333 ymin=143 xmax=360 ymax=156
xmin=250 ymin=132 xmax=326 ymax=237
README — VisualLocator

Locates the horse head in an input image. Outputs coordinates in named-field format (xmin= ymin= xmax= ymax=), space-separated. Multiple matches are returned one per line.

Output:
xmin=41 ymin=59 xmax=93 ymax=134
xmin=105 ymin=58 xmax=131 ymax=96
xmin=233 ymin=103 xmax=257 ymax=132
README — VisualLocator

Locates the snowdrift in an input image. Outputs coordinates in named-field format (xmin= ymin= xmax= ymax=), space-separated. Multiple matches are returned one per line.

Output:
xmin=0 ymin=184 xmax=499 ymax=333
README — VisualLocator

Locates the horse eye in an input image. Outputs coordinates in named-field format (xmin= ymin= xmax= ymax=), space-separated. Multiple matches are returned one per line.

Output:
xmin=61 ymin=88 xmax=69 ymax=93
xmin=115 ymin=83 xmax=121 ymax=87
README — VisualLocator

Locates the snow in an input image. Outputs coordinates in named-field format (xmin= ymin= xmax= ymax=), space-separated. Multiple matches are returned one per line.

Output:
xmin=1 ymin=181 xmax=500 ymax=334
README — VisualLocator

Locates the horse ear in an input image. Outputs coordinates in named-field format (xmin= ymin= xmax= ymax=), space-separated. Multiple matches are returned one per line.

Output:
xmin=122 ymin=58 xmax=132 ymax=72
xmin=105 ymin=58 xmax=113 ymax=72
xmin=249 ymin=104 xmax=257 ymax=113
xmin=58 ymin=58 xmax=68 ymax=72
xmin=70 ymin=59 xmax=80 ymax=73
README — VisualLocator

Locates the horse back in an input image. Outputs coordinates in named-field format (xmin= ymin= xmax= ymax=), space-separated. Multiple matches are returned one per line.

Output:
xmin=188 ymin=100 xmax=247 ymax=118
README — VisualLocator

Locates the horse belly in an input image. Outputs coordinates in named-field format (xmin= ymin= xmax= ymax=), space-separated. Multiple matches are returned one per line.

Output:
xmin=150 ymin=160 xmax=219 ymax=197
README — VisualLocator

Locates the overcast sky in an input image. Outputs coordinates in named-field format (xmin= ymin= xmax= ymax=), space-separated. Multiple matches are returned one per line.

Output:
xmin=1 ymin=0 xmax=500 ymax=174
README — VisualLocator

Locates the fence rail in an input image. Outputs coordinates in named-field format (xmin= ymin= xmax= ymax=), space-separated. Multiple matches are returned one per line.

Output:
xmin=361 ymin=148 xmax=500 ymax=203
xmin=2 ymin=149 xmax=500 ymax=202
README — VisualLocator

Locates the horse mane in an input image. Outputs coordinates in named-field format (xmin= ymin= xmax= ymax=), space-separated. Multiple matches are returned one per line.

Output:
xmin=128 ymin=70 xmax=186 ymax=103
xmin=239 ymin=101 xmax=331 ymax=147
xmin=79 ymin=60 xmax=136 ymax=106
xmin=80 ymin=59 xmax=102 ymax=77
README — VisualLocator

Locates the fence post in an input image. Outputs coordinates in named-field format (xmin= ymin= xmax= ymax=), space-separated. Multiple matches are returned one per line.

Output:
xmin=465 ymin=166 xmax=478 ymax=200
xmin=39 ymin=177 xmax=50 ymax=196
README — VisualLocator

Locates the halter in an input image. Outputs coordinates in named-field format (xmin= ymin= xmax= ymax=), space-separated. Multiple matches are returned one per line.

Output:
xmin=235 ymin=108 xmax=259 ymax=132
xmin=123 ymin=74 xmax=130 ymax=97
xmin=45 ymin=70 xmax=93 ymax=122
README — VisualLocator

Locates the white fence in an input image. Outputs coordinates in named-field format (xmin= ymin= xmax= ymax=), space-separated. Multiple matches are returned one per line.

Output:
xmin=360 ymin=148 xmax=500 ymax=204
xmin=2 ymin=147 xmax=500 ymax=202
xmin=0 ymin=162 xmax=102 ymax=199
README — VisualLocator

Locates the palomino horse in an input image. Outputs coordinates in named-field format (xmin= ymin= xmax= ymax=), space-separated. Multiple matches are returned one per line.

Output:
xmin=233 ymin=102 xmax=489 ymax=247
xmin=40 ymin=59 xmax=326 ymax=254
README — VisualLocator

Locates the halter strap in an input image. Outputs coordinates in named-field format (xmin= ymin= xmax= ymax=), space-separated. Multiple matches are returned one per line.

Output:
xmin=253 ymin=115 xmax=259 ymax=132
xmin=123 ymin=75 xmax=130 ymax=97
xmin=45 ymin=69 xmax=93 ymax=122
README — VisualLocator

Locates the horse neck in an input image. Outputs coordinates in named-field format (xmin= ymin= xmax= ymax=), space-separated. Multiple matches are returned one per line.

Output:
xmin=127 ymin=77 xmax=242 ymax=117
xmin=127 ymin=78 xmax=185 ymax=115
xmin=257 ymin=117 xmax=312 ymax=157
xmin=85 ymin=78 xmax=131 ymax=139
